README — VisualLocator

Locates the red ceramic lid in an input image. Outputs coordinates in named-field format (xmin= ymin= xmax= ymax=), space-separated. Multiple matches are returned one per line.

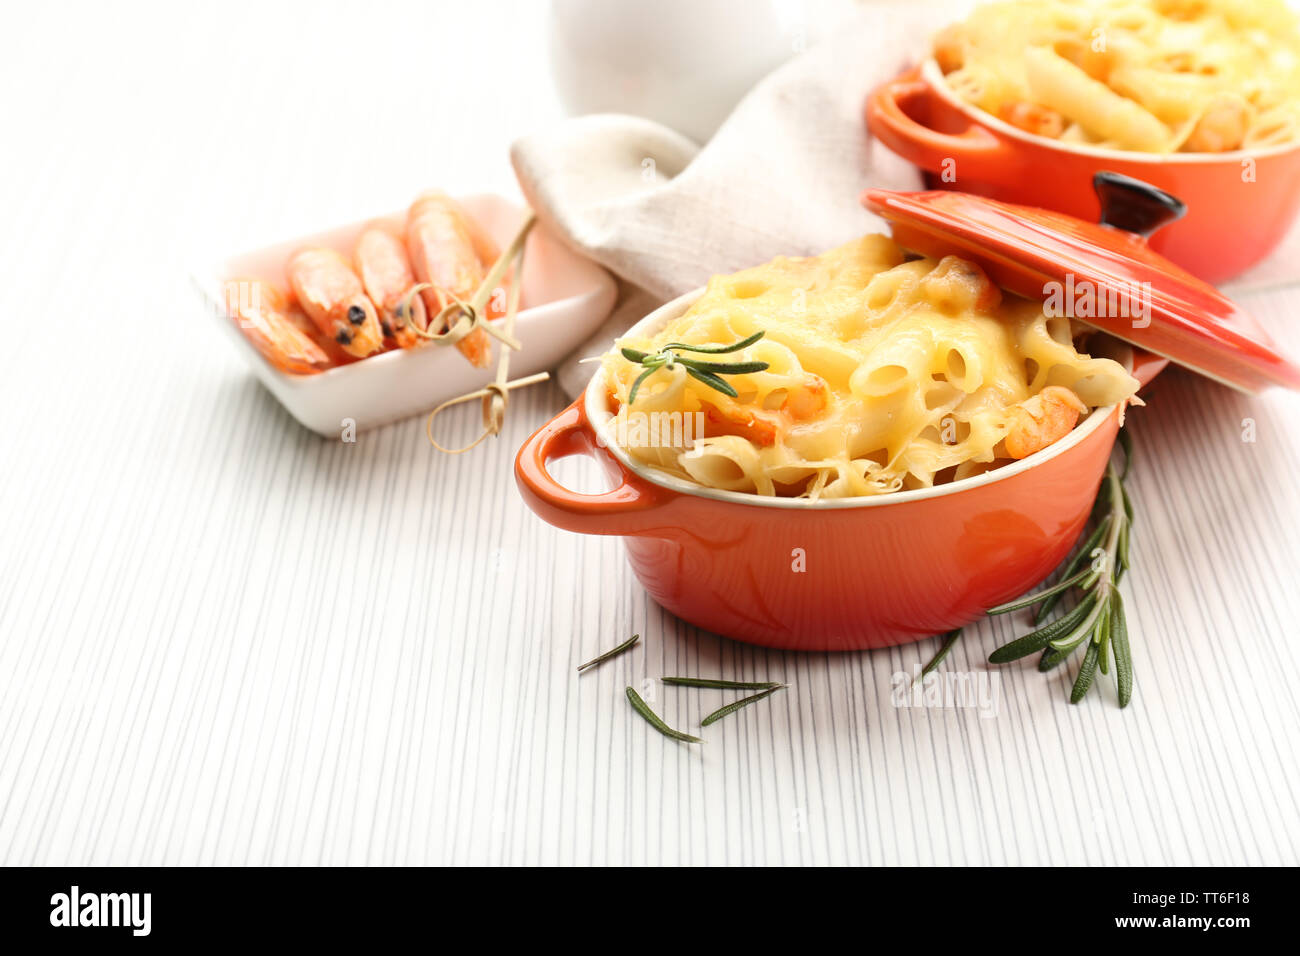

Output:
xmin=862 ymin=176 xmax=1300 ymax=393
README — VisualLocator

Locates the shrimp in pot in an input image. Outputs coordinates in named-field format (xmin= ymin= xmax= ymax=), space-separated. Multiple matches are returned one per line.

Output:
xmin=1003 ymin=386 xmax=1087 ymax=459
xmin=703 ymin=374 xmax=830 ymax=447
xmin=222 ymin=278 xmax=330 ymax=374
xmin=1185 ymin=92 xmax=1250 ymax=153
xmin=354 ymin=226 xmax=426 ymax=348
xmin=933 ymin=24 xmax=967 ymax=73
xmin=999 ymin=101 xmax=1066 ymax=140
xmin=406 ymin=191 xmax=491 ymax=368
xmin=286 ymin=248 xmax=384 ymax=358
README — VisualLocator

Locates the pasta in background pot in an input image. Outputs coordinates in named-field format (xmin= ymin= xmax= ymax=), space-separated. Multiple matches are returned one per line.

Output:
xmin=934 ymin=0 xmax=1300 ymax=153
xmin=601 ymin=236 xmax=1139 ymax=500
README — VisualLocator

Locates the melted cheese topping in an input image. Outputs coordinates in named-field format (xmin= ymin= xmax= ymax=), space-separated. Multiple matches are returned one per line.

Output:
xmin=936 ymin=0 xmax=1300 ymax=153
xmin=601 ymin=235 xmax=1139 ymax=500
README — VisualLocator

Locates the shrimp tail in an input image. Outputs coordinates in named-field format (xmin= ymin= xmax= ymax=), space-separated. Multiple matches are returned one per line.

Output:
xmin=406 ymin=191 xmax=493 ymax=368
xmin=223 ymin=279 xmax=331 ymax=374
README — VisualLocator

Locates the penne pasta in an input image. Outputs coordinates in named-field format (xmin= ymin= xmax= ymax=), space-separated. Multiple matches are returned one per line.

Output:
xmin=1023 ymin=46 xmax=1171 ymax=151
xmin=601 ymin=237 xmax=1140 ymax=500
xmin=934 ymin=0 xmax=1300 ymax=154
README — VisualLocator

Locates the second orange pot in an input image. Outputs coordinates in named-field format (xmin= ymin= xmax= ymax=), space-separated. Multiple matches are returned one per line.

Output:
xmin=866 ymin=62 xmax=1300 ymax=284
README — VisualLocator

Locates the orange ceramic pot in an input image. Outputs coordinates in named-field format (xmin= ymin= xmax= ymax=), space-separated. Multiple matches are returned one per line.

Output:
xmin=865 ymin=62 xmax=1300 ymax=284
xmin=515 ymin=292 xmax=1165 ymax=652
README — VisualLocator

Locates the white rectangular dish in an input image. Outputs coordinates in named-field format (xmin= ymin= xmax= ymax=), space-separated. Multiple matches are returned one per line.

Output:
xmin=191 ymin=193 xmax=616 ymax=437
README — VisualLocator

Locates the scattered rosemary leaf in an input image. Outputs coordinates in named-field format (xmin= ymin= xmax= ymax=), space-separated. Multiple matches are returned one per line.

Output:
xmin=1070 ymin=641 xmax=1101 ymax=704
xmin=700 ymin=687 xmax=781 ymax=727
xmin=577 ymin=633 xmax=640 ymax=673
xmin=661 ymin=677 xmax=783 ymax=690
xmin=987 ymin=568 xmax=1092 ymax=615
xmin=625 ymin=687 xmax=702 ymax=744
xmin=988 ymin=592 xmax=1098 ymax=664
xmin=1110 ymin=590 xmax=1134 ymax=708
xmin=918 ymin=629 xmax=962 ymax=682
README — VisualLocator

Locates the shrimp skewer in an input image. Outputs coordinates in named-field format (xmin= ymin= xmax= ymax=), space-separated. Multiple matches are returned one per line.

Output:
xmin=1003 ymin=386 xmax=1087 ymax=459
xmin=406 ymin=191 xmax=491 ymax=368
xmin=354 ymin=226 xmax=426 ymax=349
xmin=223 ymin=279 xmax=331 ymax=374
xmin=286 ymin=248 xmax=384 ymax=358
xmin=462 ymin=214 xmax=513 ymax=322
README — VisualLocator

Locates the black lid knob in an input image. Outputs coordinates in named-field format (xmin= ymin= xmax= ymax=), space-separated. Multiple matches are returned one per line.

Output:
xmin=1093 ymin=171 xmax=1187 ymax=238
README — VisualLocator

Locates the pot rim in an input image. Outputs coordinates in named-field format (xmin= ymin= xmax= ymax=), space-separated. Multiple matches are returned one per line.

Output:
xmin=918 ymin=57 xmax=1300 ymax=164
xmin=584 ymin=288 xmax=1121 ymax=511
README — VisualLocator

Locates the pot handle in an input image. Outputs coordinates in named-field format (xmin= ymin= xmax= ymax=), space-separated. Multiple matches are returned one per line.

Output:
xmin=515 ymin=399 xmax=676 ymax=536
xmin=1093 ymin=171 xmax=1187 ymax=238
xmin=865 ymin=69 xmax=1015 ymax=187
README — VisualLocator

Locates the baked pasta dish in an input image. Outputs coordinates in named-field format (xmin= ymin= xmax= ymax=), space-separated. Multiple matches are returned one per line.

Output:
xmin=601 ymin=236 xmax=1139 ymax=499
xmin=934 ymin=0 xmax=1300 ymax=153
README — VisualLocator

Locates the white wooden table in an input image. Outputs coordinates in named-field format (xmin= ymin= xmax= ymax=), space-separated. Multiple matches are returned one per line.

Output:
xmin=1 ymin=0 xmax=1298 ymax=866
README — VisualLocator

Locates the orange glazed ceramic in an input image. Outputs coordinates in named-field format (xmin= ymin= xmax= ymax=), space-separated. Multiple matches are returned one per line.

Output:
xmin=865 ymin=63 xmax=1300 ymax=284
xmin=515 ymin=289 xmax=1166 ymax=652
xmin=862 ymin=183 xmax=1300 ymax=393
xmin=517 ymin=176 xmax=1300 ymax=650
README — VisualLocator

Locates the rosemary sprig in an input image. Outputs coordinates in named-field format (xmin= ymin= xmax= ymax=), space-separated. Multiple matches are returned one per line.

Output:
xmin=989 ymin=439 xmax=1136 ymax=706
xmin=625 ymin=687 xmax=702 ymax=744
xmin=577 ymin=633 xmax=640 ymax=673
xmin=661 ymin=677 xmax=783 ymax=690
xmin=622 ymin=331 xmax=769 ymax=404
xmin=700 ymin=687 xmax=782 ymax=726
xmin=918 ymin=434 xmax=1138 ymax=707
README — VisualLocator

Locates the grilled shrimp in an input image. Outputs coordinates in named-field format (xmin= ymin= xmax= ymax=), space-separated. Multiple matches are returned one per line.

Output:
xmin=406 ymin=191 xmax=491 ymax=368
xmin=286 ymin=248 xmax=384 ymax=358
xmin=355 ymin=226 xmax=426 ymax=348
xmin=1003 ymin=386 xmax=1087 ymax=459
xmin=223 ymin=279 xmax=331 ymax=374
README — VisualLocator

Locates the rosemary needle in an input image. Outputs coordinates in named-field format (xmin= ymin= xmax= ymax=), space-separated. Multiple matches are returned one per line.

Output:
xmin=917 ymin=629 xmax=962 ymax=682
xmin=622 ymin=332 xmax=770 ymax=404
xmin=700 ymin=687 xmax=781 ymax=727
xmin=661 ymin=677 xmax=783 ymax=690
xmin=576 ymin=633 xmax=640 ymax=673
xmin=625 ymin=687 xmax=702 ymax=744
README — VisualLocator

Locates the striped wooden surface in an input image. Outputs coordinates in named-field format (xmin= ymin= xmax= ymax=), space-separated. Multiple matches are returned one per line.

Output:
xmin=1 ymin=0 xmax=1299 ymax=866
